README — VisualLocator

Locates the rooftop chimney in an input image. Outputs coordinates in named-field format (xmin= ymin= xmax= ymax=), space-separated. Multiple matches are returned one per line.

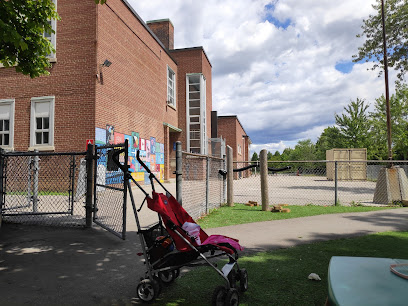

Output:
xmin=146 ymin=19 xmax=174 ymax=50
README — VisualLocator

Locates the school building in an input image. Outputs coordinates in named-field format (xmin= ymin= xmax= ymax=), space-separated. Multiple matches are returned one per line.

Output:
xmin=0 ymin=0 xmax=217 ymax=182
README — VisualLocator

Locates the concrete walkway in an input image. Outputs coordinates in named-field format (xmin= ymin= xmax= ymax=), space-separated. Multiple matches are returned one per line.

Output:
xmin=1 ymin=208 xmax=408 ymax=305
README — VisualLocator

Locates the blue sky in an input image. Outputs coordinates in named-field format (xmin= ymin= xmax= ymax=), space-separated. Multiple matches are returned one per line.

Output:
xmin=128 ymin=0 xmax=400 ymax=155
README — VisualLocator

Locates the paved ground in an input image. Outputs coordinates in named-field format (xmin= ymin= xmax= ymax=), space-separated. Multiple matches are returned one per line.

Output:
xmin=1 ymin=207 xmax=408 ymax=305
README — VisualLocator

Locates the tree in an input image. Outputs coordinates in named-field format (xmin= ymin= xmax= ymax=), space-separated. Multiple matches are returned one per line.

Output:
xmin=0 ymin=0 xmax=60 ymax=78
xmin=353 ymin=0 xmax=408 ymax=80
xmin=289 ymin=139 xmax=317 ymax=161
xmin=315 ymin=126 xmax=346 ymax=160
xmin=251 ymin=152 xmax=259 ymax=161
xmin=267 ymin=151 xmax=273 ymax=160
xmin=335 ymin=98 xmax=371 ymax=148
xmin=0 ymin=0 xmax=106 ymax=78
xmin=370 ymin=83 xmax=408 ymax=159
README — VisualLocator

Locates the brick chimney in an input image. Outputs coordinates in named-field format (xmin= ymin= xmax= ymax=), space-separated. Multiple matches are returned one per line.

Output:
xmin=146 ymin=19 xmax=174 ymax=50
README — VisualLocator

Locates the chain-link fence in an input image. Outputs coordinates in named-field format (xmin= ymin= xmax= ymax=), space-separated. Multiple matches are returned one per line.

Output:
xmin=233 ymin=160 xmax=408 ymax=206
xmin=1 ymin=151 xmax=87 ymax=226
xmin=93 ymin=144 xmax=127 ymax=239
xmin=181 ymin=152 xmax=226 ymax=220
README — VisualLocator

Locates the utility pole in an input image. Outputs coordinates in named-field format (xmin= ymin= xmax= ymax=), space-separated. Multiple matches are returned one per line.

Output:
xmin=381 ymin=0 xmax=393 ymax=165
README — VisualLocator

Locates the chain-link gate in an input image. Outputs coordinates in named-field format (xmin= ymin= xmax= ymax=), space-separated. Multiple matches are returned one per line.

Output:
xmin=93 ymin=143 xmax=128 ymax=239
xmin=0 ymin=150 xmax=87 ymax=226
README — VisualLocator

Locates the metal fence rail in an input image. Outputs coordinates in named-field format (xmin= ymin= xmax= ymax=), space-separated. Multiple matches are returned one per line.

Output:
xmin=181 ymin=152 xmax=225 ymax=220
xmin=1 ymin=151 xmax=87 ymax=226
xmin=233 ymin=160 xmax=408 ymax=206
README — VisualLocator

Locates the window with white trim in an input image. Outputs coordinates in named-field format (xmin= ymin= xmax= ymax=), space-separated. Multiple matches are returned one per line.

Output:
xmin=44 ymin=0 xmax=57 ymax=59
xmin=187 ymin=74 xmax=207 ymax=154
xmin=0 ymin=99 xmax=15 ymax=150
xmin=30 ymin=97 xmax=55 ymax=150
xmin=167 ymin=66 xmax=176 ymax=107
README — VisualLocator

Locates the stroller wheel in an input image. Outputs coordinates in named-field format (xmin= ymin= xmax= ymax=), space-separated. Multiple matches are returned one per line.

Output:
xmin=158 ymin=270 xmax=176 ymax=284
xmin=238 ymin=269 xmax=248 ymax=292
xmin=174 ymin=268 xmax=180 ymax=279
xmin=136 ymin=278 xmax=160 ymax=302
xmin=225 ymin=288 xmax=240 ymax=306
xmin=228 ymin=269 xmax=237 ymax=288
xmin=211 ymin=285 xmax=227 ymax=306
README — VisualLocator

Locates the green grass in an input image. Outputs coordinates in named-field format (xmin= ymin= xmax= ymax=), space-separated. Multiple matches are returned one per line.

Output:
xmin=153 ymin=231 xmax=408 ymax=306
xmin=197 ymin=204 xmax=397 ymax=229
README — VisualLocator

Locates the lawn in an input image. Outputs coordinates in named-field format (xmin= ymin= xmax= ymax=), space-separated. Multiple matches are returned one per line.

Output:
xmin=197 ymin=203 xmax=396 ymax=229
xmin=152 ymin=231 xmax=408 ymax=305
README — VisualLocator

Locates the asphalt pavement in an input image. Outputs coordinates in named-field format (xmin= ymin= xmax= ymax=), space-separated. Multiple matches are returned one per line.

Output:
xmin=1 ymin=207 xmax=408 ymax=305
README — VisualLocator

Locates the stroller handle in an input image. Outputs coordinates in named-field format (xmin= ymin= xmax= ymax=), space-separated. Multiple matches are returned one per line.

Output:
xmin=136 ymin=150 xmax=151 ymax=174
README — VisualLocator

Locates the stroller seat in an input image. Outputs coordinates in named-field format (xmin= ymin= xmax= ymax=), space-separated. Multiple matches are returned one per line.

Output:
xmin=146 ymin=192 xmax=243 ymax=255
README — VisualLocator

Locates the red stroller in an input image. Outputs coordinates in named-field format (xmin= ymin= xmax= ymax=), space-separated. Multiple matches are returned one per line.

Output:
xmin=112 ymin=147 xmax=248 ymax=305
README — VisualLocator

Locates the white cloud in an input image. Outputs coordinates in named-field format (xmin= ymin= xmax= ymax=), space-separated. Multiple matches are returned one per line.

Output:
xmin=128 ymin=0 xmax=403 ymax=150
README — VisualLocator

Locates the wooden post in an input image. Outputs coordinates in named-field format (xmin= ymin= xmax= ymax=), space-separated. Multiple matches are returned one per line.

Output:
xmin=260 ymin=149 xmax=269 ymax=211
xmin=227 ymin=145 xmax=234 ymax=206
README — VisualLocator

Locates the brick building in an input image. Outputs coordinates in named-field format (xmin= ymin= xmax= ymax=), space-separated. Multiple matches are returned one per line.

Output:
xmin=216 ymin=115 xmax=251 ymax=178
xmin=0 ymin=0 xmax=212 ymax=182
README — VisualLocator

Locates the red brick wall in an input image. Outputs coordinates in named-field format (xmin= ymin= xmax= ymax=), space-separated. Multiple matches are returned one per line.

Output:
xmin=218 ymin=117 xmax=237 ymax=158
xmin=147 ymin=20 xmax=174 ymax=50
xmin=218 ymin=116 xmax=248 ymax=162
xmin=95 ymin=2 xmax=178 ymax=146
xmin=0 ymin=0 xmax=97 ymax=152
xmin=170 ymin=48 xmax=212 ymax=153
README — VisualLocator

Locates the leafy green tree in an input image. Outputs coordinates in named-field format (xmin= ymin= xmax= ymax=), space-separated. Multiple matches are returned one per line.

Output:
xmin=251 ymin=152 xmax=259 ymax=161
xmin=353 ymin=0 xmax=408 ymax=80
xmin=0 ymin=0 xmax=106 ymax=78
xmin=315 ymin=126 xmax=346 ymax=160
xmin=335 ymin=98 xmax=371 ymax=148
xmin=280 ymin=148 xmax=294 ymax=161
xmin=273 ymin=151 xmax=281 ymax=158
xmin=370 ymin=83 xmax=408 ymax=159
xmin=0 ymin=0 xmax=60 ymax=78
xmin=267 ymin=151 xmax=273 ymax=160
xmin=288 ymin=139 xmax=317 ymax=161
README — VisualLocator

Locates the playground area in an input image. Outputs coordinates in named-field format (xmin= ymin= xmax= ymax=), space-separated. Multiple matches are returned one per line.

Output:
xmin=233 ymin=174 xmax=378 ymax=206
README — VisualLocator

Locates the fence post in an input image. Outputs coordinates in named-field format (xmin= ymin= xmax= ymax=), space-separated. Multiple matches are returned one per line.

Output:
xmin=33 ymin=150 xmax=39 ymax=213
xmin=175 ymin=141 xmax=182 ymax=205
xmin=223 ymin=154 xmax=227 ymax=203
xmin=0 ymin=149 xmax=4 ymax=227
xmin=260 ymin=149 xmax=269 ymax=211
xmin=85 ymin=144 xmax=94 ymax=228
xmin=227 ymin=145 xmax=234 ymax=206
xmin=206 ymin=156 xmax=210 ymax=213
xmin=334 ymin=161 xmax=338 ymax=206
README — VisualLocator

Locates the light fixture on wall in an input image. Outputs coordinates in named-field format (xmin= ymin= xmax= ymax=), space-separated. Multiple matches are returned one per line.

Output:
xmin=96 ymin=59 xmax=112 ymax=84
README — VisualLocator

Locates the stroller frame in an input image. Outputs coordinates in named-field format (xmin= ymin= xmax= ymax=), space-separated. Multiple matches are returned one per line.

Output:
xmin=112 ymin=145 xmax=248 ymax=305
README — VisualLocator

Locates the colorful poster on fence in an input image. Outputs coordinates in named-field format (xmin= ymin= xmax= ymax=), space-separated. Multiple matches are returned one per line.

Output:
xmin=95 ymin=127 xmax=106 ymax=145
xmin=140 ymin=138 xmax=146 ymax=151
xmin=106 ymin=125 xmax=114 ymax=144
xmin=151 ymin=137 xmax=156 ymax=154
xmin=160 ymin=143 xmax=164 ymax=153
xmin=132 ymin=132 xmax=139 ymax=149
xmin=156 ymin=142 xmax=160 ymax=155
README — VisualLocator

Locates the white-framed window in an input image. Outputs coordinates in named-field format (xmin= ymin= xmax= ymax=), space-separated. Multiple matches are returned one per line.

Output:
xmin=186 ymin=74 xmax=207 ymax=154
xmin=238 ymin=144 xmax=242 ymax=155
xmin=0 ymin=99 xmax=15 ymax=150
xmin=44 ymin=0 xmax=57 ymax=59
xmin=167 ymin=66 xmax=176 ymax=108
xmin=30 ymin=96 xmax=55 ymax=151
